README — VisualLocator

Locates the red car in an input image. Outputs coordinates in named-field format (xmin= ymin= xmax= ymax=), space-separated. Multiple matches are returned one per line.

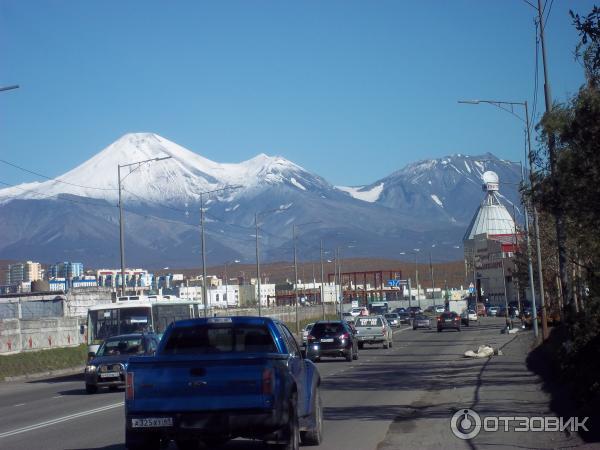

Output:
xmin=437 ymin=312 xmax=461 ymax=332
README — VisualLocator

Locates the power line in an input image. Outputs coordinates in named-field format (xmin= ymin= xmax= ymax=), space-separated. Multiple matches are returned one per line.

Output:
xmin=544 ymin=0 xmax=554 ymax=29
xmin=0 ymin=159 xmax=117 ymax=191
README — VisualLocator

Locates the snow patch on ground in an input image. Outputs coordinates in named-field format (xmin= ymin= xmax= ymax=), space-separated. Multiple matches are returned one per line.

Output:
xmin=336 ymin=183 xmax=384 ymax=203
xmin=289 ymin=177 xmax=306 ymax=191
xmin=464 ymin=161 xmax=472 ymax=173
xmin=225 ymin=204 xmax=240 ymax=212
xmin=430 ymin=194 xmax=444 ymax=207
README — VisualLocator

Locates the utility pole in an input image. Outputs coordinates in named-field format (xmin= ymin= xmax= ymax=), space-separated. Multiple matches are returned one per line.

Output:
xmin=293 ymin=225 xmax=299 ymax=335
xmin=320 ymin=239 xmax=325 ymax=320
xmin=118 ymin=165 xmax=126 ymax=297
xmin=429 ymin=252 xmax=435 ymax=307
xmin=201 ymin=194 xmax=208 ymax=317
xmin=521 ymin=164 xmax=539 ymax=338
xmin=338 ymin=247 xmax=343 ymax=320
xmin=536 ymin=0 xmax=571 ymax=315
xmin=415 ymin=254 xmax=420 ymax=309
xmin=407 ymin=277 xmax=412 ymax=308
xmin=255 ymin=212 xmax=262 ymax=316
xmin=524 ymin=101 xmax=548 ymax=339
xmin=224 ymin=261 xmax=229 ymax=311
xmin=117 ymin=156 xmax=172 ymax=298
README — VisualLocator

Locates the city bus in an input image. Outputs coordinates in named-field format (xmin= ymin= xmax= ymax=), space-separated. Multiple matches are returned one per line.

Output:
xmin=86 ymin=297 xmax=202 ymax=354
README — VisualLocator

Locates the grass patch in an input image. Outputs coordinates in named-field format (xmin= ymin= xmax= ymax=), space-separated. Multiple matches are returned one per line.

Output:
xmin=0 ymin=345 xmax=88 ymax=381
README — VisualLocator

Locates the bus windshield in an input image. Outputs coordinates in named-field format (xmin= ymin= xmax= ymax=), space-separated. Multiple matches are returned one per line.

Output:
xmin=88 ymin=306 xmax=152 ymax=343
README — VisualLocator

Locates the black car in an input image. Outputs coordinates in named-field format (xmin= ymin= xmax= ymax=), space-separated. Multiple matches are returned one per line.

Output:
xmin=306 ymin=320 xmax=358 ymax=362
xmin=84 ymin=333 xmax=160 ymax=394
xmin=397 ymin=312 xmax=411 ymax=324
xmin=437 ymin=312 xmax=461 ymax=332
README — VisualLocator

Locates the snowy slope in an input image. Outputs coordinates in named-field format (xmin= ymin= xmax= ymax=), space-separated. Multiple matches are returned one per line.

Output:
xmin=0 ymin=133 xmax=331 ymax=205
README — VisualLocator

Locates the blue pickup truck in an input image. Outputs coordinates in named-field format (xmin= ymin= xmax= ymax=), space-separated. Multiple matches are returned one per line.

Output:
xmin=124 ymin=316 xmax=322 ymax=450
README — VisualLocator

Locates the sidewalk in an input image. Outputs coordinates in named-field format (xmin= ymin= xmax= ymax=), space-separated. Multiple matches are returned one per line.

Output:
xmin=377 ymin=327 xmax=593 ymax=449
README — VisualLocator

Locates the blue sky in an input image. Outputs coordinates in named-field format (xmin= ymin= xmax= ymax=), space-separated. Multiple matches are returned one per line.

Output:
xmin=0 ymin=0 xmax=594 ymax=187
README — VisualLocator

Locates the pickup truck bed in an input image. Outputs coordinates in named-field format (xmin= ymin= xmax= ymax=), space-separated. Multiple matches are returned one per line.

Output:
xmin=125 ymin=316 xmax=322 ymax=450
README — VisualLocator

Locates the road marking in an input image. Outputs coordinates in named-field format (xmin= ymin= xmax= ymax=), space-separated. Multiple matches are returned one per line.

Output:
xmin=13 ymin=403 xmax=25 ymax=407
xmin=0 ymin=402 xmax=123 ymax=439
xmin=52 ymin=395 xmax=62 ymax=399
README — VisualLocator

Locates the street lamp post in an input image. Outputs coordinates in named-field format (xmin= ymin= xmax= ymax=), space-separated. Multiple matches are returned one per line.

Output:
xmin=458 ymin=99 xmax=547 ymax=338
xmin=224 ymin=259 xmax=240 ymax=310
xmin=198 ymin=185 xmax=242 ymax=317
xmin=320 ymin=239 xmax=326 ymax=320
xmin=254 ymin=208 xmax=281 ymax=316
xmin=117 ymin=156 xmax=172 ymax=297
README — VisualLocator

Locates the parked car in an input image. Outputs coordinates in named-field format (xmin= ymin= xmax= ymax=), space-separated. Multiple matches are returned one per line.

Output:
xmin=302 ymin=322 xmax=315 ymax=347
xmin=412 ymin=314 xmax=432 ymax=330
xmin=384 ymin=313 xmax=400 ymax=327
xmin=460 ymin=309 xmax=478 ymax=326
xmin=353 ymin=315 xmax=393 ymax=349
xmin=306 ymin=320 xmax=358 ymax=362
xmin=434 ymin=305 xmax=446 ymax=313
xmin=424 ymin=305 xmax=435 ymax=314
xmin=341 ymin=312 xmax=355 ymax=323
xmin=392 ymin=307 xmax=406 ymax=314
xmin=125 ymin=316 xmax=322 ymax=450
xmin=476 ymin=303 xmax=487 ymax=317
xmin=397 ymin=312 xmax=411 ymax=324
xmin=407 ymin=306 xmax=423 ymax=317
xmin=437 ymin=312 xmax=461 ymax=332
xmin=85 ymin=332 xmax=160 ymax=394
xmin=487 ymin=306 xmax=499 ymax=316
xmin=350 ymin=307 xmax=363 ymax=317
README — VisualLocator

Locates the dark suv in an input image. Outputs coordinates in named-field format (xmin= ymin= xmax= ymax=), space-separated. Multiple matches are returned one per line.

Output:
xmin=437 ymin=312 xmax=461 ymax=332
xmin=306 ymin=320 xmax=358 ymax=362
xmin=84 ymin=333 xmax=160 ymax=393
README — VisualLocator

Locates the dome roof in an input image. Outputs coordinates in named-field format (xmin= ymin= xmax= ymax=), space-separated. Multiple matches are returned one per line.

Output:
xmin=464 ymin=174 xmax=516 ymax=241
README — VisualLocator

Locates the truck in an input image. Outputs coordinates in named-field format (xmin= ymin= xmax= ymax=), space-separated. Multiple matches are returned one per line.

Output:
xmin=448 ymin=299 xmax=468 ymax=316
xmin=124 ymin=316 xmax=322 ymax=450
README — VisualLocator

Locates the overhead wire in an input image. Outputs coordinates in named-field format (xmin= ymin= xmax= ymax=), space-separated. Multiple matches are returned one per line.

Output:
xmin=0 ymin=159 xmax=118 ymax=191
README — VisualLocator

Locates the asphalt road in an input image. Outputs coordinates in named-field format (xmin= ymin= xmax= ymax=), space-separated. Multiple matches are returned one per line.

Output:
xmin=0 ymin=318 xmax=544 ymax=450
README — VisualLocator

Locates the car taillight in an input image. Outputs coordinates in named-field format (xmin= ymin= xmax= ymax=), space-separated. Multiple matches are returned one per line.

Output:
xmin=340 ymin=333 xmax=350 ymax=340
xmin=125 ymin=372 xmax=134 ymax=401
xmin=307 ymin=334 xmax=315 ymax=342
xmin=262 ymin=368 xmax=274 ymax=395
xmin=437 ymin=317 xmax=442 ymax=322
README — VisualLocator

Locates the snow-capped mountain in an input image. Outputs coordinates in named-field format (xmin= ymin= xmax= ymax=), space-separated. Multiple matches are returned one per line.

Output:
xmin=336 ymin=153 xmax=523 ymax=225
xmin=0 ymin=134 xmax=522 ymax=267
xmin=0 ymin=133 xmax=332 ymax=205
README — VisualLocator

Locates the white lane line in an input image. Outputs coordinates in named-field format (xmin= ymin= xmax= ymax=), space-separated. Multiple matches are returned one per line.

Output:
xmin=0 ymin=402 xmax=123 ymax=439
xmin=52 ymin=395 xmax=62 ymax=399
xmin=13 ymin=403 xmax=25 ymax=407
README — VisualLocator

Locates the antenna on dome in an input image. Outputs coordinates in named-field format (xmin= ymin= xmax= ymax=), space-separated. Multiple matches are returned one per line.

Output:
xmin=482 ymin=171 xmax=499 ymax=192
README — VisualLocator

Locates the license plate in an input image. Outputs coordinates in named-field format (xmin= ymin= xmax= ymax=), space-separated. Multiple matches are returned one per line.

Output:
xmin=445 ymin=319 xmax=452 ymax=322
xmin=132 ymin=417 xmax=173 ymax=428
xmin=321 ymin=338 xmax=334 ymax=342
xmin=99 ymin=372 xmax=120 ymax=378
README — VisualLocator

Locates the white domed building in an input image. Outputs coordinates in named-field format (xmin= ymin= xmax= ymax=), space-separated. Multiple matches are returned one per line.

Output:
xmin=463 ymin=171 xmax=520 ymax=307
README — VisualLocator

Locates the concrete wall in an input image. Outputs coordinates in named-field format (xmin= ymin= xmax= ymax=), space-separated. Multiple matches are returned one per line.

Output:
xmin=64 ymin=287 xmax=113 ymax=317
xmin=0 ymin=317 xmax=84 ymax=355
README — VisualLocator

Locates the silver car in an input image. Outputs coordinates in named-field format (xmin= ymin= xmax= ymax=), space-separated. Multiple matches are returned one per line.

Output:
xmin=353 ymin=315 xmax=393 ymax=349
xmin=302 ymin=322 xmax=315 ymax=347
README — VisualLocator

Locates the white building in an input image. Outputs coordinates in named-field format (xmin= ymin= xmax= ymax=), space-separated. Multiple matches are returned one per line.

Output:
xmin=463 ymin=171 xmax=520 ymax=305
xmin=178 ymin=284 xmax=241 ymax=308
xmin=238 ymin=283 xmax=277 ymax=307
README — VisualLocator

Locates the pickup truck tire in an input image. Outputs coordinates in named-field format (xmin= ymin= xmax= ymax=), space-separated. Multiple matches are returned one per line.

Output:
xmin=125 ymin=429 xmax=161 ymax=450
xmin=272 ymin=393 xmax=300 ymax=450
xmin=389 ymin=340 xmax=393 ymax=348
xmin=301 ymin=390 xmax=323 ymax=446
xmin=352 ymin=349 xmax=358 ymax=360
xmin=383 ymin=341 xmax=389 ymax=349
xmin=85 ymin=384 xmax=97 ymax=394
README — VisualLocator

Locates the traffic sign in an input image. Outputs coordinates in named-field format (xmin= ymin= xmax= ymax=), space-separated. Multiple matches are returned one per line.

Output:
xmin=387 ymin=279 xmax=407 ymax=287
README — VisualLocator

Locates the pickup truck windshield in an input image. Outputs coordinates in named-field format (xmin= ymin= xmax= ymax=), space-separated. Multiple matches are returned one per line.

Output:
xmin=162 ymin=324 xmax=277 ymax=354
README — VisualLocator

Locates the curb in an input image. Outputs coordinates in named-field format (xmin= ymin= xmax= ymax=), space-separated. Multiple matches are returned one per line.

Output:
xmin=2 ymin=365 xmax=85 ymax=383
